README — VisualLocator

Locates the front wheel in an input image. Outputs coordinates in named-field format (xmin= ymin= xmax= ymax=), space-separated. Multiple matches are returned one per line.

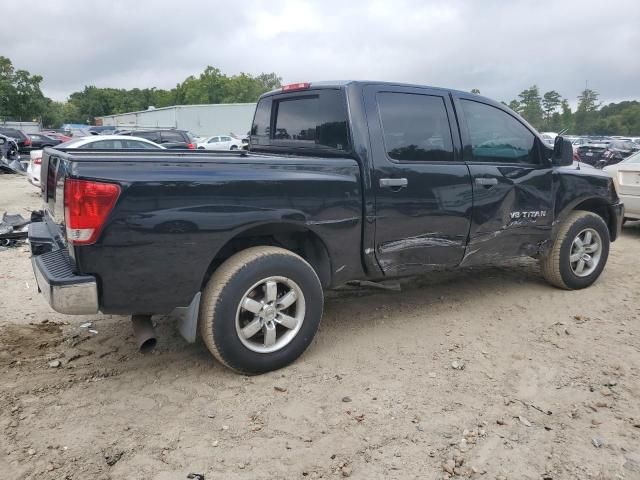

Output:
xmin=199 ymin=247 xmax=323 ymax=374
xmin=540 ymin=211 xmax=610 ymax=289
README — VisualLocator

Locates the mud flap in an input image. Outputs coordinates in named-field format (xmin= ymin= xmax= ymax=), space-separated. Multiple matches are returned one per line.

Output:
xmin=176 ymin=292 xmax=201 ymax=343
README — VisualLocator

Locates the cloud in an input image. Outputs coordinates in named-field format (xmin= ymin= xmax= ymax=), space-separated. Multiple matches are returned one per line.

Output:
xmin=1 ymin=0 xmax=638 ymax=105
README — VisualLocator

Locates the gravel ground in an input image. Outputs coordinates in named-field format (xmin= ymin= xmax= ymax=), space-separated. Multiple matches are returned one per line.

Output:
xmin=1 ymin=172 xmax=639 ymax=480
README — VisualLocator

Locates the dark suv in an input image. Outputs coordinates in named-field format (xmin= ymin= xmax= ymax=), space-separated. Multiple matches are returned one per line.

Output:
xmin=0 ymin=127 xmax=32 ymax=154
xmin=120 ymin=129 xmax=195 ymax=149
xmin=599 ymin=140 xmax=640 ymax=168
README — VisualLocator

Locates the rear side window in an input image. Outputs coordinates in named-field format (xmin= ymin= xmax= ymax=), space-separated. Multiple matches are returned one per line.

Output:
xmin=161 ymin=131 xmax=185 ymax=143
xmin=251 ymin=90 xmax=349 ymax=151
xmin=461 ymin=100 xmax=538 ymax=164
xmin=134 ymin=131 xmax=161 ymax=143
xmin=377 ymin=92 xmax=454 ymax=162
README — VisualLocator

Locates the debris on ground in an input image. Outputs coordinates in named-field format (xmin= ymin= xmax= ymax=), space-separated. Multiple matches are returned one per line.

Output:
xmin=0 ymin=212 xmax=30 ymax=248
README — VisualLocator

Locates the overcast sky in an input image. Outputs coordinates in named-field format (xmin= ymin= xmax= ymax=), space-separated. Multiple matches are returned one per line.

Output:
xmin=2 ymin=0 xmax=639 ymax=106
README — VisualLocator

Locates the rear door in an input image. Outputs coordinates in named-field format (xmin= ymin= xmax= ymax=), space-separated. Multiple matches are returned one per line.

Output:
xmin=365 ymin=85 xmax=473 ymax=275
xmin=453 ymin=95 xmax=553 ymax=263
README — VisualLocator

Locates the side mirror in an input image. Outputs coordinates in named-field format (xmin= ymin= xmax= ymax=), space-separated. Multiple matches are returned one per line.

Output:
xmin=552 ymin=136 xmax=574 ymax=166
xmin=0 ymin=137 xmax=6 ymax=145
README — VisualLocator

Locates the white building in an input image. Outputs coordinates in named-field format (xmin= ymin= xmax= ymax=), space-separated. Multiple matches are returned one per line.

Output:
xmin=98 ymin=103 xmax=257 ymax=137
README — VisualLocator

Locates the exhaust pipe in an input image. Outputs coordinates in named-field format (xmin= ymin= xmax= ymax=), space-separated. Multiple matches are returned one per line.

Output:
xmin=131 ymin=315 xmax=157 ymax=353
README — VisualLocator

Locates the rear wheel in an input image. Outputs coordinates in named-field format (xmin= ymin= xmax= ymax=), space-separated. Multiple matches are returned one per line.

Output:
xmin=540 ymin=211 xmax=610 ymax=289
xmin=199 ymin=247 xmax=323 ymax=374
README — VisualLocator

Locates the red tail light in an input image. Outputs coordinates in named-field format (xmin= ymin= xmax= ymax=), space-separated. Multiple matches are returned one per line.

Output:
xmin=64 ymin=179 xmax=120 ymax=245
xmin=187 ymin=143 xmax=195 ymax=149
xmin=24 ymin=138 xmax=32 ymax=146
xmin=281 ymin=82 xmax=311 ymax=92
xmin=33 ymin=157 xmax=42 ymax=165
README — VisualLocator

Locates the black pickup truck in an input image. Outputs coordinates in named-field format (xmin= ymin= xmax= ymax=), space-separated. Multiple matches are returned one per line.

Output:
xmin=30 ymin=81 xmax=623 ymax=374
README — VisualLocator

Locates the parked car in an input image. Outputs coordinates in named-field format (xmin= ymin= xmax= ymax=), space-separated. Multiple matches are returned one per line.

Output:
xmin=120 ymin=129 xmax=196 ymax=149
xmin=598 ymin=140 xmax=640 ymax=168
xmin=27 ymin=133 xmax=63 ymax=151
xmin=604 ymin=151 xmax=640 ymax=221
xmin=27 ymin=150 xmax=44 ymax=187
xmin=29 ymin=81 xmax=622 ymax=374
xmin=0 ymin=127 xmax=32 ymax=154
xmin=576 ymin=139 xmax=612 ymax=166
xmin=0 ymin=134 xmax=18 ymax=160
xmin=540 ymin=132 xmax=557 ymax=146
xmin=0 ymin=134 xmax=21 ymax=173
xmin=197 ymin=135 xmax=244 ymax=150
xmin=26 ymin=135 xmax=165 ymax=188
xmin=41 ymin=131 xmax=72 ymax=142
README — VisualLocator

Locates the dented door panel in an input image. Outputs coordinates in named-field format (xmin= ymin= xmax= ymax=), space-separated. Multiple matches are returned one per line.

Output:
xmin=462 ymin=164 xmax=553 ymax=265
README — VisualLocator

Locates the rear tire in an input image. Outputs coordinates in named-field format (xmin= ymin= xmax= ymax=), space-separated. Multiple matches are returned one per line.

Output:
xmin=199 ymin=246 xmax=323 ymax=374
xmin=540 ymin=211 xmax=610 ymax=289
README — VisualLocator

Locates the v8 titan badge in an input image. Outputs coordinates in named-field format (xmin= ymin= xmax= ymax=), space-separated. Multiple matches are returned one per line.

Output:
xmin=510 ymin=210 xmax=547 ymax=220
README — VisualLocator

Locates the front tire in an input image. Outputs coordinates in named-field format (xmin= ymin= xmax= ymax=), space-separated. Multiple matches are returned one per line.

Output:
xmin=199 ymin=247 xmax=323 ymax=374
xmin=541 ymin=211 xmax=610 ymax=289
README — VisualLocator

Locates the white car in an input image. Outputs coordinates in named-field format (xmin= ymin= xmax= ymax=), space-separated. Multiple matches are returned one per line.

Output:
xmin=197 ymin=135 xmax=243 ymax=150
xmin=540 ymin=132 xmax=558 ymax=147
xmin=603 ymin=151 xmax=640 ymax=221
xmin=26 ymin=135 xmax=164 ymax=188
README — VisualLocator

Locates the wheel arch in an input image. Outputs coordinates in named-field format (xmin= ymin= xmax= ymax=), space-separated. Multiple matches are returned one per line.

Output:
xmin=200 ymin=222 xmax=332 ymax=290
xmin=555 ymin=196 xmax=616 ymax=240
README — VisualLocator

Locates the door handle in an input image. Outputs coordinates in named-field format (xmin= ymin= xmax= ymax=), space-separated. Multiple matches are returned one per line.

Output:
xmin=475 ymin=177 xmax=498 ymax=187
xmin=379 ymin=178 xmax=408 ymax=189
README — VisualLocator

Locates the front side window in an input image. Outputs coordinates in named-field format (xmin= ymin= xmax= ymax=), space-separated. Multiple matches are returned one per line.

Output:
xmin=208 ymin=137 xmax=220 ymax=143
xmin=377 ymin=92 xmax=454 ymax=162
xmin=461 ymin=100 xmax=538 ymax=164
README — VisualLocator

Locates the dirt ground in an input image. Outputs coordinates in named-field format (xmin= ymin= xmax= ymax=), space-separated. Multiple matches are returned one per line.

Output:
xmin=1 ymin=172 xmax=639 ymax=480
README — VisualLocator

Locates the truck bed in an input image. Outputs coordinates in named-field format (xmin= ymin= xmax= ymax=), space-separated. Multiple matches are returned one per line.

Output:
xmin=39 ymin=148 xmax=364 ymax=314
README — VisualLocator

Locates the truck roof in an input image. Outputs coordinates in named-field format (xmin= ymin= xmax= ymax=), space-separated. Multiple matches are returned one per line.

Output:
xmin=260 ymin=80 xmax=504 ymax=110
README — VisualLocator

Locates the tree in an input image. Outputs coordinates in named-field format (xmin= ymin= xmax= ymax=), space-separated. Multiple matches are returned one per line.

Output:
xmin=507 ymin=100 xmax=521 ymax=113
xmin=0 ymin=56 xmax=48 ymax=121
xmin=517 ymin=85 xmax=544 ymax=128
xmin=470 ymin=88 xmax=481 ymax=95
xmin=560 ymin=99 xmax=574 ymax=132
xmin=575 ymin=88 xmax=601 ymax=134
xmin=542 ymin=90 xmax=562 ymax=128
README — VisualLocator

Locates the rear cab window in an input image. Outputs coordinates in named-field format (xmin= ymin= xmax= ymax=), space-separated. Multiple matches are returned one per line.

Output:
xmin=250 ymin=88 xmax=350 ymax=153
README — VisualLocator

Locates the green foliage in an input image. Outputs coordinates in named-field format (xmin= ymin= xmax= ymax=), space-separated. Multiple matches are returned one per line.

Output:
xmin=517 ymin=85 xmax=544 ymax=128
xmin=506 ymin=87 xmax=639 ymax=135
xmin=1 ymin=57 xmax=281 ymax=128
xmin=0 ymin=56 xmax=48 ymax=122
xmin=542 ymin=90 xmax=562 ymax=128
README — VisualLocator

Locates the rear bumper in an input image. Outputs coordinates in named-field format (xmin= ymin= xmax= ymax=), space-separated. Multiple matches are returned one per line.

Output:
xmin=609 ymin=202 xmax=624 ymax=241
xmin=29 ymin=222 xmax=99 ymax=315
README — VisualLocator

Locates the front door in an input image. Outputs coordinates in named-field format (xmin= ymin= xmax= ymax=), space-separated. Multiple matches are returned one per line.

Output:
xmin=364 ymin=85 xmax=473 ymax=276
xmin=452 ymin=95 xmax=553 ymax=264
